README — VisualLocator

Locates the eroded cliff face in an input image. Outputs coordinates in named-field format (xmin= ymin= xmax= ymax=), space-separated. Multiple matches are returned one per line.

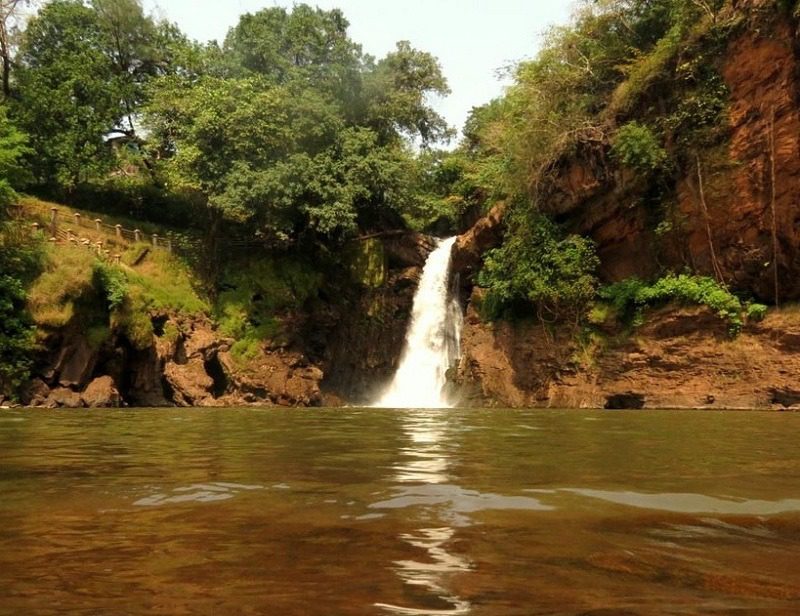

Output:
xmin=22 ymin=313 xmax=324 ymax=409
xmin=20 ymin=232 xmax=430 ymax=409
xmin=527 ymin=6 xmax=800 ymax=301
xmin=456 ymin=298 xmax=800 ymax=410
xmin=453 ymin=5 xmax=800 ymax=409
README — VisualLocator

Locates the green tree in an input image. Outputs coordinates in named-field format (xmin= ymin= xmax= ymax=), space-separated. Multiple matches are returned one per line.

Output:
xmin=222 ymin=4 xmax=363 ymax=104
xmin=14 ymin=0 xmax=121 ymax=188
xmin=0 ymin=107 xmax=39 ymax=398
xmin=92 ymin=0 xmax=198 ymax=134
xmin=363 ymin=40 xmax=452 ymax=145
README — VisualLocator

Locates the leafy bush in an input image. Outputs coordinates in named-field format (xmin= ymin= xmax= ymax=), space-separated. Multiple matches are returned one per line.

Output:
xmin=746 ymin=302 xmax=767 ymax=322
xmin=479 ymin=212 xmax=599 ymax=321
xmin=600 ymin=274 xmax=744 ymax=333
xmin=92 ymin=262 xmax=128 ymax=310
xmin=611 ymin=122 xmax=668 ymax=173
xmin=214 ymin=256 xmax=322 ymax=362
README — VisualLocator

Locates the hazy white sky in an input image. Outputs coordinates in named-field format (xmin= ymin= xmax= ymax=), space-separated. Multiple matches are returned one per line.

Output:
xmin=141 ymin=0 xmax=575 ymax=137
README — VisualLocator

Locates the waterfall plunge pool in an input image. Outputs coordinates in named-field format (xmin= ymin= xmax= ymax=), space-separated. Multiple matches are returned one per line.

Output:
xmin=2 ymin=406 xmax=800 ymax=614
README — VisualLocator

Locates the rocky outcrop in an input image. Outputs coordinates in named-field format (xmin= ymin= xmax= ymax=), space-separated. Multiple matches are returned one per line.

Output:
xmin=81 ymin=376 xmax=121 ymax=407
xmin=23 ymin=313 xmax=326 ymax=409
xmin=451 ymin=201 xmax=507 ymax=283
xmin=523 ymin=8 xmax=800 ymax=303
xmin=456 ymin=304 xmax=800 ymax=410
xmin=384 ymin=231 xmax=436 ymax=268
xmin=318 ymin=265 xmax=421 ymax=403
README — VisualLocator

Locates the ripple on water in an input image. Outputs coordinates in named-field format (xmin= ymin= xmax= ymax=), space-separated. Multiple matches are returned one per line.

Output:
xmin=133 ymin=482 xmax=264 ymax=507
xmin=562 ymin=488 xmax=800 ymax=515
xmin=370 ymin=484 xmax=553 ymax=526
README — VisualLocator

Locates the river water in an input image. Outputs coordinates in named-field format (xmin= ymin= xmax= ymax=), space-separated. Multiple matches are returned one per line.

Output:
xmin=2 ymin=407 xmax=800 ymax=615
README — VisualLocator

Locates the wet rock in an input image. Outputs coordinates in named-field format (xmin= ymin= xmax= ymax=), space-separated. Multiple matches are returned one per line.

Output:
xmin=383 ymin=232 xmax=436 ymax=268
xmin=81 ymin=376 xmax=122 ymax=408
xmin=22 ymin=378 xmax=51 ymax=406
xmin=46 ymin=387 xmax=85 ymax=409
xmin=770 ymin=388 xmax=800 ymax=408
xmin=58 ymin=338 xmax=98 ymax=388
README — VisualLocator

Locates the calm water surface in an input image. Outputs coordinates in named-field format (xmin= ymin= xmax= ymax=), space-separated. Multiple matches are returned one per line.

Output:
xmin=1 ymin=407 xmax=800 ymax=615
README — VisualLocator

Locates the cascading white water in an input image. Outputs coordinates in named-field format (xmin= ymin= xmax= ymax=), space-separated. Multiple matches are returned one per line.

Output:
xmin=373 ymin=236 xmax=463 ymax=409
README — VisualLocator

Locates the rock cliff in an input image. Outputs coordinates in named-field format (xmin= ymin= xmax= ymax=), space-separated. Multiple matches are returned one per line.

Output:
xmin=452 ymin=5 xmax=800 ymax=410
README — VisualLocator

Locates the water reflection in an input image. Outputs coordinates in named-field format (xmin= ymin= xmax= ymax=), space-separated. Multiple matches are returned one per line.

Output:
xmin=392 ymin=409 xmax=452 ymax=484
xmin=376 ymin=409 xmax=472 ymax=615
xmin=562 ymin=488 xmax=800 ymax=515
xmin=133 ymin=481 xmax=264 ymax=506
xmin=375 ymin=528 xmax=471 ymax=616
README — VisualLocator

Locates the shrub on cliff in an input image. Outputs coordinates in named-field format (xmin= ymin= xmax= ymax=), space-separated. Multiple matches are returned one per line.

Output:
xmin=479 ymin=212 xmax=599 ymax=322
xmin=600 ymin=273 xmax=744 ymax=334
xmin=611 ymin=122 xmax=668 ymax=173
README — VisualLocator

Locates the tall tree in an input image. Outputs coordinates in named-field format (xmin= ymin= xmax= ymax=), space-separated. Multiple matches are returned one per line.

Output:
xmin=14 ymin=0 xmax=120 ymax=188
xmin=0 ymin=107 xmax=38 ymax=398
xmin=0 ymin=1 xmax=27 ymax=98
xmin=363 ymin=41 xmax=452 ymax=146
xmin=222 ymin=4 xmax=363 ymax=102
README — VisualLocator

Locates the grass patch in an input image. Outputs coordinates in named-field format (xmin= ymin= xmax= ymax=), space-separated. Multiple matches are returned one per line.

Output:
xmin=126 ymin=248 xmax=208 ymax=315
xmin=27 ymin=245 xmax=96 ymax=328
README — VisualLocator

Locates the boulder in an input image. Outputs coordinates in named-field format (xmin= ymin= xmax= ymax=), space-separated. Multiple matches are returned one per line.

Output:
xmin=164 ymin=357 xmax=215 ymax=406
xmin=58 ymin=338 xmax=98 ymax=388
xmin=81 ymin=376 xmax=122 ymax=408
xmin=46 ymin=387 xmax=85 ymax=409
xmin=22 ymin=378 xmax=51 ymax=406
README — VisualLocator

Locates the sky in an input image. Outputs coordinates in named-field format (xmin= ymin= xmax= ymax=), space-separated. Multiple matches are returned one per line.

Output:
xmin=141 ymin=0 xmax=575 ymax=139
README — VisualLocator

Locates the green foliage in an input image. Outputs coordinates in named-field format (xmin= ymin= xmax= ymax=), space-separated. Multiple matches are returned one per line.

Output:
xmin=92 ymin=262 xmax=128 ymax=310
xmin=147 ymin=74 xmax=422 ymax=240
xmin=600 ymin=274 xmax=744 ymax=334
xmin=222 ymin=5 xmax=362 ymax=103
xmin=363 ymin=40 xmax=452 ymax=145
xmin=14 ymin=0 xmax=123 ymax=187
xmin=215 ymin=257 xmax=321 ymax=361
xmin=612 ymin=122 xmax=668 ymax=173
xmin=111 ymin=287 xmax=153 ymax=349
xmin=479 ymin=212 xmax=599 ymax=321
xmin=346 ymin=238 xmax=386 ymax=288
xmin=746 ymin=302 xmax=768 ymax=322
xmin=86 ymin=323 xmax=112 ymax=350
xmin=0 ymin=221 xmax=43 ymax=397
xmin=27 ymin=246 xmax=96 ymax=327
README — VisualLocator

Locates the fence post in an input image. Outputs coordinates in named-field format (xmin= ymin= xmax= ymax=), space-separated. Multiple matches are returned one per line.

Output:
xmin=167 ymin=238 xmax=173 ymax=254
xmin=113 ymin=254 xmax=121 ymax=265
xmin=74 ymin=212 xmax=81 ymax=227
xmin=152 ymin=233 xmax=159 ymax=248
xmin=50 ymin=207 xmax=58 ymax=237
xmin=31 ymin=222 xmax=40 ymax=232
xmin=115 ymin=224 xmax=122 ymax=240
xmin=94 ymin=218 xmax=102 ymax=231
xmin=134 ymin=229 xmax=141 ymax=243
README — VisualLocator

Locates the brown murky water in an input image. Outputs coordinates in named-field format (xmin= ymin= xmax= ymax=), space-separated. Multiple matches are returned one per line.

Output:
xmin=1 ymin=408 xmax=800 ymax=615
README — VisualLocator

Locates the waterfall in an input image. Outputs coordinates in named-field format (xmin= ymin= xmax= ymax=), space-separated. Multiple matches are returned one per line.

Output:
xmin=373 ymin=236 xmax=463 ymax=409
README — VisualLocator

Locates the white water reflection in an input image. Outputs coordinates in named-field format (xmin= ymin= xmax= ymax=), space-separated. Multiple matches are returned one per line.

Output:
xmin=376 ymin=409 xmax=472 ymax=615
xmin=375 ymin=527 xmax=471 ymax=616
xmin=133 ymin=482 xmax=264 ymax=506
